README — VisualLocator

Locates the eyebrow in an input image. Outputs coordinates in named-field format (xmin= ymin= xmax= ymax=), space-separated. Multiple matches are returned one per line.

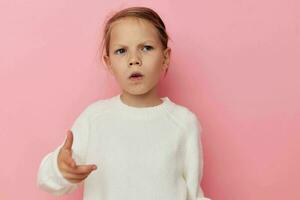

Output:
xmin=112 ymin=40 xmax=156 ymax=47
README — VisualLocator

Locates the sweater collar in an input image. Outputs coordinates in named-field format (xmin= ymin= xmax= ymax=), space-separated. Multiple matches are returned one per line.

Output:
xmin=112 ymin=93 xmax=173 ymax=120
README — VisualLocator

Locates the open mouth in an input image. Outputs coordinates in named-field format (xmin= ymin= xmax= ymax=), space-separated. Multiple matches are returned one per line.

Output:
xmin=129 ymin=72 xmax=144 ymax=80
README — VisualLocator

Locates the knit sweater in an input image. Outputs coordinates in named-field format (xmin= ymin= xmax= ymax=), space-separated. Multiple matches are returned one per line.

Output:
xmin=37 ymin=93 xmax=210 ymax=200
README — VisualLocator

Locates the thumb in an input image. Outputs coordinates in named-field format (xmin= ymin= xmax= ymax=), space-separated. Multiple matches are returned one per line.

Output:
xmin=63 ymin=130 xmax=73 ymax=150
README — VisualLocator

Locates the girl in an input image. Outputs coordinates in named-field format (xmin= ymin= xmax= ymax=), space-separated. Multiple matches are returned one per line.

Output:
xmin=37 ymin=6 xmax=211 ymax=200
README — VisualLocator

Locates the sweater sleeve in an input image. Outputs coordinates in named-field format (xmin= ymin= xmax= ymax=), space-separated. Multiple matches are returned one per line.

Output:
xmin=36 ymin=107 xmax=90 ymax=196
xmin=183 ymin=113 xmax=211 ymax=200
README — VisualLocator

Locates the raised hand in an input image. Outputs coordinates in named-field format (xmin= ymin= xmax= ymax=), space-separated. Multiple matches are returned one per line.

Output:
xmin=57 ymin=130 xmax=97 ymax=183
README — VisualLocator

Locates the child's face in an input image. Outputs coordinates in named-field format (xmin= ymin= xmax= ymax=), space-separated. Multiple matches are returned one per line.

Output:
xmin=104 ymin=17 xmax=171 ymax=96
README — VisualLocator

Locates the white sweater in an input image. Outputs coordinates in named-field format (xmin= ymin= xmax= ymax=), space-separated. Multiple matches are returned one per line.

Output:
xmin=37 ymin=93 xmax=210 ymax=200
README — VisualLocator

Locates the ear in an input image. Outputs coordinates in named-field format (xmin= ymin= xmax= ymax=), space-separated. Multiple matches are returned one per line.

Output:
xmin=103 ymin=55 xmax=114 ymax=75
xmin=162 ymin=47 xmax=171 ymax=72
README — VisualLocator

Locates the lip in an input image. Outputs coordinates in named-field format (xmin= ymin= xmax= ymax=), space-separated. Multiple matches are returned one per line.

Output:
xmin=129 ymin=75 xmax=144 ymax=81
xmin=128 ymin=71 xmax=144 ymax=79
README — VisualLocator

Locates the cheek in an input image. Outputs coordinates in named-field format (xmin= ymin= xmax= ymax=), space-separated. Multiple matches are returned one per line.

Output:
xmin=110 ymin=58 xmax=130 ymax=80
xmin=110 ymin=56 xmax=121 ymax=65
xmin=145 ymin=60 xmax=165 ymax=77
xmin=144 ymin=53 xmax=164 ymax=66
xmin=110 ymin=57 xmax=125 ymax=69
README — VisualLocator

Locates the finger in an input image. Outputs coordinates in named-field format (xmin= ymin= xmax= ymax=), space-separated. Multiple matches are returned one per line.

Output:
xmin=64 ymin=166 xmax=96 ymax=176
xmin=63 ymin=130 xmax=73 ymax=150
xmin=76 ymin=164 xmax=97 ymax=172
xmin=62 ymin=171 xmax=90 ymax=181
xmin=64 ymin=163 xmax=97 ymax=175
xmin=72 ymin=164 xmax=97 ymax=175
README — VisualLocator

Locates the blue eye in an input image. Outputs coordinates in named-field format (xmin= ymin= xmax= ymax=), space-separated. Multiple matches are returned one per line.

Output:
xmin=115 ymin=48 xmax=126 ymax=55
xmin=142 ymin=45 xmax=153 ymax=51
xmin=114 ymin=46 xmax=153 ymax=55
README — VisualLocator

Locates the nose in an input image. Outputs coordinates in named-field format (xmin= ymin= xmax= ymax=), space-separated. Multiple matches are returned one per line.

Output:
xmin=128 ymin=51 xmax=142 ymax=67
xmin=129 ymin=60 xmax=141 ymax=66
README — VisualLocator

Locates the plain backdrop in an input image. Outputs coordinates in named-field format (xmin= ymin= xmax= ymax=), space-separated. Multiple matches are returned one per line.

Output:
xmin=0 ymin=0 xmax=299 ymax=199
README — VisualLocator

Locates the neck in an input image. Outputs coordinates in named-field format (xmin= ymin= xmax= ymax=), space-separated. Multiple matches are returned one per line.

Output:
xmin=120 ymin=88 xmax=163 ymax=108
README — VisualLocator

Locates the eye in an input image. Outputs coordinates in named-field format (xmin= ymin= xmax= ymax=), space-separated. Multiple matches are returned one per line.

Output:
xmin=114 ymin=48 xmax=126 ymax=55
xmin=142 ymin=45 xmax=153 ymax=52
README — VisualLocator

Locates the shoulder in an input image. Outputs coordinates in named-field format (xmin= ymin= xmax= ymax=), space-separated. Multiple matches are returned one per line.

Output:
xmin=167 ymin=101 xmax=202 ymax=133
xmin=74 ymin=96 xmax=115 ymax=121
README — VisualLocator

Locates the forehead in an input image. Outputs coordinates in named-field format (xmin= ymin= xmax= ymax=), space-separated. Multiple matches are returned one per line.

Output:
xmin=109 ymin=17 xmax=160 ymax=45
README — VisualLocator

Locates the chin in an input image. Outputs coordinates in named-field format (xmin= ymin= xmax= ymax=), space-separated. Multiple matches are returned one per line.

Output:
xmin=127 ymin=90 xmax=148 ymax=96
xmin=125 ymin=87 xmax=152 ymax=96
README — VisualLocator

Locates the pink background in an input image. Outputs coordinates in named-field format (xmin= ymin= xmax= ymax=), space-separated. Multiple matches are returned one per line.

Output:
xmin=1 ymin=0 xmax=299 ymax=199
